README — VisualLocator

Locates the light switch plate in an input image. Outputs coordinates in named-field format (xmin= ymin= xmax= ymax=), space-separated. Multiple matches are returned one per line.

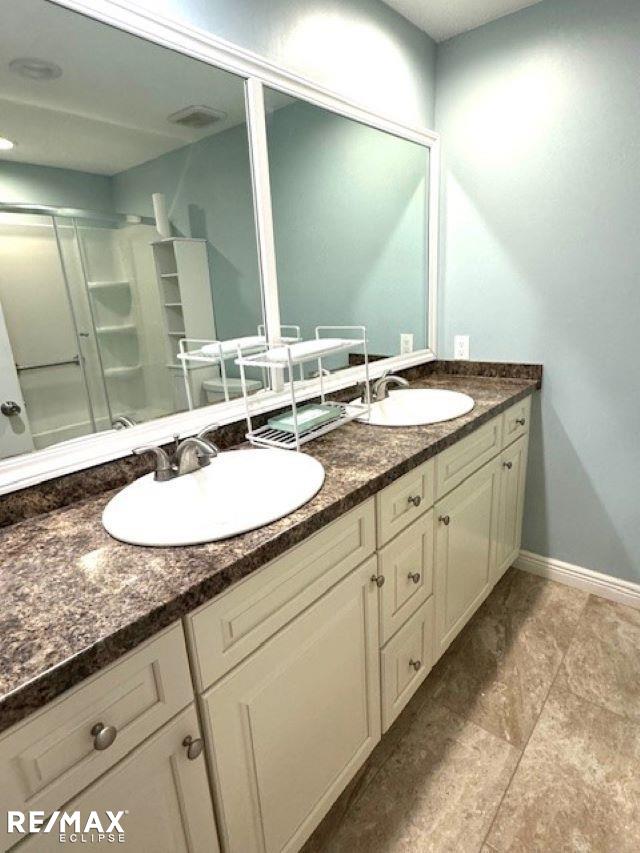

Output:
xmin=454 ymin=335 xmax=469 ymax=360
xmin=400 ymin=333 xmax=414 ymax=354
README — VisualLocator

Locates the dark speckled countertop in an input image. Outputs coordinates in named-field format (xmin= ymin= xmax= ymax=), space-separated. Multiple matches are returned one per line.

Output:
xmin=0 ymin=371 xmax=539 ymax=734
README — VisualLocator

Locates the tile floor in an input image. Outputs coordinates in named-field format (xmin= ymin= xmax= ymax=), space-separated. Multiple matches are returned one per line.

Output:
xmin=303 ymin=568 xmax=640 ymax=853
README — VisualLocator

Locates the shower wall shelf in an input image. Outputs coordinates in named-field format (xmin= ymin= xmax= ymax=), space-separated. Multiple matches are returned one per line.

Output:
xmin=103 ymin=364 xmax=143 ymax=378
xmin=96 ymin=323 xmax=137 ymax=335
xmin=87 ymin=279 xmax=130 ymax=290
xmin=236 ymin=325 xmax=370 ymax=451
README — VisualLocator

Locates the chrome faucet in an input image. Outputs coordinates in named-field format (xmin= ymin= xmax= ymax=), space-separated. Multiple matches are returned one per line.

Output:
xmin=174 ymin=436 xmax=218 ymax=476
xmin=112 ymin=415 xmax=137 ymax=429
xmin=133 ymin=445 xmax=175 ymax=482
xmin=372 ymin=372 xmax=409 ymax=401
xmin=134 ymin=424 xmax=220 ymax=481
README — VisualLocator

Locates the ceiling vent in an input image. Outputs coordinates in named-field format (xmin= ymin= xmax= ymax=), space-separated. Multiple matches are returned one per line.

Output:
xmin=167 ymin=105 xmax=227 ymax=129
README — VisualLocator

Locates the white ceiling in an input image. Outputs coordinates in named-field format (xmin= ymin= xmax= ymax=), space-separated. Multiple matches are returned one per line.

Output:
xmin=382 ymin=0 xmax=543 ymax=42
xmin=0 ymin=0 xmax=250 ymax=175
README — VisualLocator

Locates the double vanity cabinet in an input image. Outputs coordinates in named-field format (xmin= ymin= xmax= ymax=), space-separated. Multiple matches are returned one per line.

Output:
xmin=0 ymin=396 xmax=530 ymax=853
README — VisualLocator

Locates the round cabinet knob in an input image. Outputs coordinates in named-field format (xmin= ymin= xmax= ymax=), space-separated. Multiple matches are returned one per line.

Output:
xmin=407 ymin=495 xmax=422 ymax=508
xmin=407 ymin=571 xmax=421 ymax=584
xmin=371 ymin=574 xmax=385 ymax=588
xmin=91 ymin=722 xmax=117 ymax=751
xmin=183 ymin=735 xmax=204 ymax=761
xmin=409 ymin=658 xmax=421 ymax=672
xmin=1 ymin=401 xmax=21 ymax=417
xmin=503 ymin=461 xmax=513 ymax=470
xmin=438 ymin=514 xmax=450 ymax=526
xmin=515 ymin=417 xmax=526 ymax=426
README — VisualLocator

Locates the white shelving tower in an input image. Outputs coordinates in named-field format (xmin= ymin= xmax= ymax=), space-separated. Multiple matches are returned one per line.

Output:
xmin=235 ymin=326 xmax=371 ymax=451
xmin=151 ymin=237 xmax=217 ymax=409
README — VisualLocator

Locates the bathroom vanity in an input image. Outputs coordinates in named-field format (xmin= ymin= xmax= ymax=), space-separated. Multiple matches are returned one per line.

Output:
xmin=0 ymin=368 xmax=537 ymax=852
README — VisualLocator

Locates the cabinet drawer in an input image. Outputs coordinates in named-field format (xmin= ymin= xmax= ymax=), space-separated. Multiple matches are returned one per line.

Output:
xmin=378 ymin=510 xmax=434 ymax=644
xmin=435 ymin=417 xmax=502 ymax=499
xmin=187 ymin=499 xmax=376 ymax=691
xmin=0 ymin=624 xmax=192 ymax=840
xmin=11 ymin=705 xmax=219 ymax=853
xmin=381 ymin=597 xmax=434 ymax=732
xmin=502 ymin=397 xmax=531 ymax=447
xmin=376 ymin=458 xmax=435 ymax=546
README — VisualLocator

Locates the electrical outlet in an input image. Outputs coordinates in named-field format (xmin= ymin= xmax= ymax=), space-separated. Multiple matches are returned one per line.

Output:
xmin=400 ymin=333 xmax=414 ymax=354
xmin=454 ymin=335 xmax=470 ymax=360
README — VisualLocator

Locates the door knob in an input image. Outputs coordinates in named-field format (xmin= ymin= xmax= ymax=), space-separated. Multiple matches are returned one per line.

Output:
xmin=407 ymin=495 xmax=421 ymax=507
xmin=90 ymin=722 xmax=117 ymax=751
xmin=438 ymin=514 xmax=450 ymax=526
xmin=503 ymin=461 xmax=513 ymax=470
xmin=409 ymin=658 xmax=421 ymax=672
xmin=407 ymin=571 xmax=421 ymax=584
xmin=1 ymin=401 xmax=21 ymax=417
xmin=371 ymin=574 xmax=385 ymax=588
xmin=515 ymin=417 xmax=526 ymax=426
xmin=182 ymin=735 xmax=204 ymax=760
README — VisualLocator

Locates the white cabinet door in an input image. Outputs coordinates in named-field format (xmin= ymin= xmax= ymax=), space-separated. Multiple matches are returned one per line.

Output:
xmin=202 ymin=557 xmax=381 ymax=853
xmin=13 ymin=706 xmax=219 ymax=852
xmin=434 ymin=458 xmax=501 ymax=659
xmin=495 ymin=434 xmax=529 ymax=581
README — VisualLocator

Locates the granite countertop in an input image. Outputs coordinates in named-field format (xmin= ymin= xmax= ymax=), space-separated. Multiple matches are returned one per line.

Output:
xmin=0 ymin=371 xmax=539 ymax=734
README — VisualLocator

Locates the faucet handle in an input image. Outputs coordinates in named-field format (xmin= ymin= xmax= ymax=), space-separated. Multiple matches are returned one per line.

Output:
xmin=133 ymin=445 xmax=175 ymax=481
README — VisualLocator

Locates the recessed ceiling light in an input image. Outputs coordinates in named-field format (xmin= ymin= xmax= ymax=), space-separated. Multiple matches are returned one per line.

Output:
xmin=0 ymin=137 xmax=15 ymax=151
xmin=9 ymin=57 xmax=62 ymax=81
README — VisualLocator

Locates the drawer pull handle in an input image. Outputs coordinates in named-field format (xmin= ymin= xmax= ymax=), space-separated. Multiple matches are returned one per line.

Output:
xmin=503 ymin=461 xmax=513 ymax=470
xmin=91 ymin=722 xmax=117 ymax=751
xmin=371 ymin=574 xmax=385 ymax=588
xmin=408 ymin=571 xmax=421 ymax=584
xmin=438 ymin=514 xmax=450 ymax=526
xmin=407 ymin=495 xmax=422 ymax=508
xmin=183 ymin=735 xmax=204 ymax=761
xmin=409 ymin=658 xmax=422 ymax=672
xmin=515 ymin=417 xmax=526 ymax=426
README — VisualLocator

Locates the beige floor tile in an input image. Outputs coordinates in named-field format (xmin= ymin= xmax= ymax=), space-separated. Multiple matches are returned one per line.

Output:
xmin=558 ymin=595 xmax=640 ymax=721
xmin=424 ymin=569 xmax=588 ymax=747
xmin=320 ymin=697 xmax=520 ymax=853
xmin=487 ymin=684 xmax=640 ymax=853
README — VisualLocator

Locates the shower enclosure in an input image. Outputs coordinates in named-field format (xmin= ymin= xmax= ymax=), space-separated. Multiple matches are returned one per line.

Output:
xmin=0 ymin=203 xmax=174 ymax=456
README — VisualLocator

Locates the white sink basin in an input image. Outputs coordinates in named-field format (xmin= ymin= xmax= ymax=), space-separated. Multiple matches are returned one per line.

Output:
xmin=102 ymin=448 xmax=325 ymax=546
xmin=353 ymin=388 xmax=475 ymax=427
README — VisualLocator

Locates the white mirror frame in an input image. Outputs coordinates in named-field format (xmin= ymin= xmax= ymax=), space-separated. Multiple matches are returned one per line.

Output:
xmin=0 ymin=0 xmax=439 ymax=496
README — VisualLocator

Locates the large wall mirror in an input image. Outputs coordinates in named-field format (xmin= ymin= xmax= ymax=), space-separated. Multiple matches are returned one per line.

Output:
xmin=264 ymin=88 xmax=430 ymax=375
xmin=0 ymin=0 xmax=265 ymax=461
xmin=0 ymin=0 xmax=438 ymax=486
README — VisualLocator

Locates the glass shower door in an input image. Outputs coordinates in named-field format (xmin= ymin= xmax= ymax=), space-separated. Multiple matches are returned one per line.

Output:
xmin=0 ymin=211 xmax=97 ymax=452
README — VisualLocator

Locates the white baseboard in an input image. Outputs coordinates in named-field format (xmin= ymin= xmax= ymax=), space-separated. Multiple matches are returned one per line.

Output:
xmin=514 ymin=550 xmax=640 ymax=610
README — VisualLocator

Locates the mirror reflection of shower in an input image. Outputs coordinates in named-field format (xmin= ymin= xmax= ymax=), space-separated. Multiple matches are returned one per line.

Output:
xmin=0 ymin=204 xmax=182 ymax=455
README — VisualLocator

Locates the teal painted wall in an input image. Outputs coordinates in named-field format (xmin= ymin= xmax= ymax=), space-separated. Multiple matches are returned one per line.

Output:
xmin=436 ymin=0 xmax=640 ymax=582
xmin=113 ymin=100 xmax=428 ymax=357
xmin=112 ymin=124 xmax=263 ymax=344
xmin=266 ymin=98 xmax=428 ymax=358
xmin=0 ymin=161 xmax=114 ymax=211
xmin=128 ymin=0 xmax=437 ymax=128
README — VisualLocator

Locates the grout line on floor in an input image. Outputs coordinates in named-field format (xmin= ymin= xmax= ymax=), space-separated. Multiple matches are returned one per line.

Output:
xmin=477 ymin=584 xmax=591 ymax=852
